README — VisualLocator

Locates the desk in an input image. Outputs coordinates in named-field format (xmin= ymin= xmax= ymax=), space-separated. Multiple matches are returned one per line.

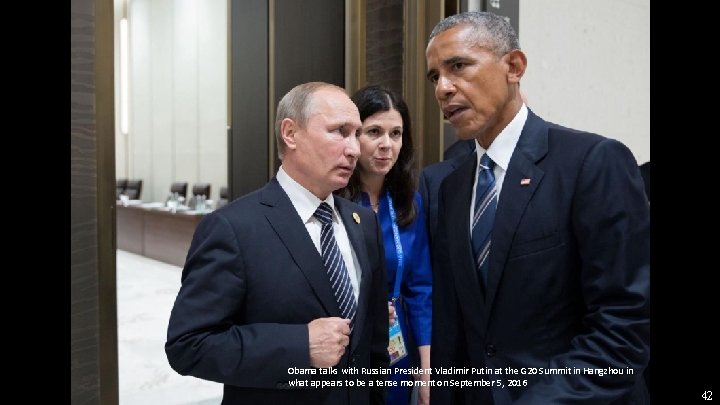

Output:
xmin=117 ymin=204 xmax=204 ymax=267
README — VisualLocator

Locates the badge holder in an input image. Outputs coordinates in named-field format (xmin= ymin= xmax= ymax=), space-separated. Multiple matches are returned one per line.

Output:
xmin=386 ymin=193 xmax=408 ymax=366
xmin=388 ymin=300 xmax=408 ymax=365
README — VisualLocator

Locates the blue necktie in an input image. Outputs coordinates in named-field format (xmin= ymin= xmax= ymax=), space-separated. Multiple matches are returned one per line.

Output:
xmin=314 ymin=202 xmax=357 ymax=326
xmin=471 ymin=154 xmax=497 ymax=288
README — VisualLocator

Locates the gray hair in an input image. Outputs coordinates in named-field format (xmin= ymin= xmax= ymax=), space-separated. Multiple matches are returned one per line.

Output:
xmin=429 ymin=11 xmax=520 ymax=56
xmin=274 ymin=82 xmax=344 ymax=159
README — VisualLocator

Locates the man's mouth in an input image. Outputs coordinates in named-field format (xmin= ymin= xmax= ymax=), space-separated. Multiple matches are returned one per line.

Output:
xmin=443 ymin=105 xmax=466 ymax=120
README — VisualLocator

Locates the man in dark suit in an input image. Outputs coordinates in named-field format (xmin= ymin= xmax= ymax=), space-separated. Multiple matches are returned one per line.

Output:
xmin=166 ymin=82 xmax=389 ymax=405
xmin=425 ymin=12 xmax=650 ymax=404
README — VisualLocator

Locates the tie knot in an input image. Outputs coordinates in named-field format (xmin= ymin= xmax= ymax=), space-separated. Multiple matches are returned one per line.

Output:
xmin=480 ymin=153 xmax=495 ymax=171
xmin=314 ymin=202 xmax=334 ymax=225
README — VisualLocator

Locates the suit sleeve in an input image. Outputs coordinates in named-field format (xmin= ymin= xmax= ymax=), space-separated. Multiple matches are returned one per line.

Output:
xmin=368 ymin=210 xmax=390 ymax=405
xmin=429 ymin=182 xmax=466 ymax=405
xmin=515 ymin=138 xmax=650 ymax=403
xmin=418 ymin=167 xmax=439 ymax=247
xmin=165 ymin=212 xmax=310 ymax=388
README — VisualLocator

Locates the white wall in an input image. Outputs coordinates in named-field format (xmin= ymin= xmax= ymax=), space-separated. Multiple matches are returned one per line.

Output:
xmin=519 ymin=0 xmax=650 ymax=164
xmin=114 ymin=0 xmax=127 ymax=180
xmin=117 ymin=0 xmax=228 ymax=202
xmin=113 ymin=0 xmax=649 ymax=202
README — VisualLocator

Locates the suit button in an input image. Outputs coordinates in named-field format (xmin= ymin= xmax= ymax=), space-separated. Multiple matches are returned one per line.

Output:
xmin=485 ymin=344 xmax=496 ymax=357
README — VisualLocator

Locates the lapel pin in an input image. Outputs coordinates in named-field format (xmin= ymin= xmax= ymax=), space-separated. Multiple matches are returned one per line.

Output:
xmin=352 ymin=212 xmax=360 ymax=224
xmin=520 ymin=178 xmax=531 ymax=186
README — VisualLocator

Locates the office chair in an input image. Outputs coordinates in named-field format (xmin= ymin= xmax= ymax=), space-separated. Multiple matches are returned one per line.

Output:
xmin=216 ymin=186 xmax=229 ymax=209
xmin=188 ymin=182 xmax=211 ymax=210
xmin=116 ymin=179 xmax=128 ymax=199
xmin=124 ymin=179 xmax=143 ymax=200
xmin=170 ymin=182 xmax=189 ymax=199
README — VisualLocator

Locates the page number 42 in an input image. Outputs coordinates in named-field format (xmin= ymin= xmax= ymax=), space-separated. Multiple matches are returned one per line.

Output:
xmin=702 ymin=391 xmax=713 ymax=400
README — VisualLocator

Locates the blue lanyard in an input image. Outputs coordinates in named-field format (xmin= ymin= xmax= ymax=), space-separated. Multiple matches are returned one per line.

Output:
xmin=386 ymin=192 xmax=405 ymax=301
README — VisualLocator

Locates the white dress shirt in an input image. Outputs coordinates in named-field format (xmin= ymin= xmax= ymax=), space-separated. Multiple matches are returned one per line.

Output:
xmin=276 ymin=166 xmax=361 ymax=301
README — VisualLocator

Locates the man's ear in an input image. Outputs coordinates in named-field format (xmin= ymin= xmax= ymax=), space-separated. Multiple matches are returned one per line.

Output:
xmin=280 ymin=118 xmax=299 ymax=152
xmin=504 ymin=49 xmax=527 ymax=84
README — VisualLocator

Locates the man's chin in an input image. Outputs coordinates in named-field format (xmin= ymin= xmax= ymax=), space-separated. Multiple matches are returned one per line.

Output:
xmin=455 ymin=131 xmax=475 ymax=141
xmin=330 ymin=178 xmax=351 ymax=192
xmin=452 ymin=127 xmax=478 ymax=140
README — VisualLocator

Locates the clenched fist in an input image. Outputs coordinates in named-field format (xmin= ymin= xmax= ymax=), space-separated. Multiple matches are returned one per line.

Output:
xmin=308 ymin=317 xmax=351 ymax=368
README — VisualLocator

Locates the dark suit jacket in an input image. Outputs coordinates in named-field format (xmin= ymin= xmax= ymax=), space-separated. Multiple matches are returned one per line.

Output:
xmin=443 ymin=138 xmax=476 ymax=160
xmin=166 ymin=178 xmax=390 ymax=405
xmin=639 ymin=161 xmax=650 ymax=202
xmin=431 ymin=110 xmax=650 ymax=404
xmin=419 ymin=142 xmax=475 ymax=245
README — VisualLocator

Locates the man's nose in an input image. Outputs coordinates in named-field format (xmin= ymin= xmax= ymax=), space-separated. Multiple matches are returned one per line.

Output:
xmin=435 ymin=75 xmax=455 ymax=101
xmin=346 ymin=135 xmax=360 ymax=158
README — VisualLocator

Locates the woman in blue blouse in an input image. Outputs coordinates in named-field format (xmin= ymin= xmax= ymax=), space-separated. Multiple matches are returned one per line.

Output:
xmin=337 ymin=85 xmax=432 ymax=405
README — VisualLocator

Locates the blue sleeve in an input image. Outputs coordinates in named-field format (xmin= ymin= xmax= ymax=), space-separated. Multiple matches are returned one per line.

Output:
xmin=401 ymin=192 xmax=433 ymax=346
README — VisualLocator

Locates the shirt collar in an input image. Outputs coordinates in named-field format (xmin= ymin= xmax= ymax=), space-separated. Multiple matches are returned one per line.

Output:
xmin=474 ymin=103 xmax=528 ymax=172
xmin=276 ymin=166 xmax=337 ymax=224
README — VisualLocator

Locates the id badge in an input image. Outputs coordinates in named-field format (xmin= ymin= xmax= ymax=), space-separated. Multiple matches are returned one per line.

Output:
xmin=388 ymin=321 xmax=408 ymax=366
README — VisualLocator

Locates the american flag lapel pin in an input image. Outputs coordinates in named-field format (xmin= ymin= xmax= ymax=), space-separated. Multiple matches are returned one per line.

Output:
xmin=520 ymin=178 xmax=531 ymax=186
xmin=352 ymin=212 xmax=361 ymax=224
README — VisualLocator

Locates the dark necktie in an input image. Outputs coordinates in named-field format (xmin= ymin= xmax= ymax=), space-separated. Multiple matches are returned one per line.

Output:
xmin=471 ymin=154 xmax=497 ymax=288
xmin=314 ymin=202 xmax=357 ymax=326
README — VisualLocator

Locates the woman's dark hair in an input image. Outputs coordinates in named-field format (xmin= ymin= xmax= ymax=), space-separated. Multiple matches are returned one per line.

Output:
xmin=337 ymin=85 xmax=417 ymax=227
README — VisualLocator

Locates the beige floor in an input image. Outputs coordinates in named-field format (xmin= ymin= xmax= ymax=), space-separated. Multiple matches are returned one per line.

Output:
xmin=117 ymin=249 xmax=223 ymax=405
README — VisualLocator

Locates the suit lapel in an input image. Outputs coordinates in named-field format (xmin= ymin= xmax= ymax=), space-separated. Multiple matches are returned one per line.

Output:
xmin=442 ymin=155 xmax=489 ymax=319
xmin=335 ymin=198 xmax=371 ymax=352
xmin=261 ymin=179 xmax=339 ymax=318
xmin=485 ymin=110 xmax=549 ymax=317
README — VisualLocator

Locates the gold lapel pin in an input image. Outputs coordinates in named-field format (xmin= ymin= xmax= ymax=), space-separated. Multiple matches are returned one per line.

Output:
xmin=352 ymin=212 xmax=360 ymax=224
xmin=520 ymin=178 xmax=531 ymax=186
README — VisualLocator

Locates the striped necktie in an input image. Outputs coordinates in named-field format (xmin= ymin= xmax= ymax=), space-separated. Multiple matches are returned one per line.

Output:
xmin=314 ymin=202 xmax=357 ymax=326
xmin=471 ymin=154 xmax=497 ymax=288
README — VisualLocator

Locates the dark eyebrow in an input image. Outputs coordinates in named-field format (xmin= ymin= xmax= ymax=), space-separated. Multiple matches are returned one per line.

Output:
xmin=443 ymin=56 xmax=465 ymax=67
xmin=426 ymin=56 xmax=467 ymax=80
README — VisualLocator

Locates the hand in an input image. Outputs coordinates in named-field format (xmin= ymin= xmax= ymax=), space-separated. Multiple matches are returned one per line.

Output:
xmin=388 ymin=302 xmax=397 ymax=325
xmin=308 ymin=317 xmax=351 ymax=368
xmin=415 ymin=345 xmax=431 ymax=405
xmin=417 ymin=384 xmax=430 ymax=405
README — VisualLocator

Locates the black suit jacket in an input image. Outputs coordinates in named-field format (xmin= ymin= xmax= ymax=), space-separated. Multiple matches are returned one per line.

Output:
xmin=431 ymin=110 xmax=650 ymax=404
xmin=166 ymin=178 xmax=389 ymax=405
xmin=443 ymin=138 xmax=476 ymax=160
xmin=419 ymin=142 xmax=475 ymax=245
xmin=639 ymin=161 xmax=650 ymax=202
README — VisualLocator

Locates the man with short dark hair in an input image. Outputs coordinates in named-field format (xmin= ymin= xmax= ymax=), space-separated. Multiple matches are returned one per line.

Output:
xmin=426 ymin=12 xmax=650 ymax=404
